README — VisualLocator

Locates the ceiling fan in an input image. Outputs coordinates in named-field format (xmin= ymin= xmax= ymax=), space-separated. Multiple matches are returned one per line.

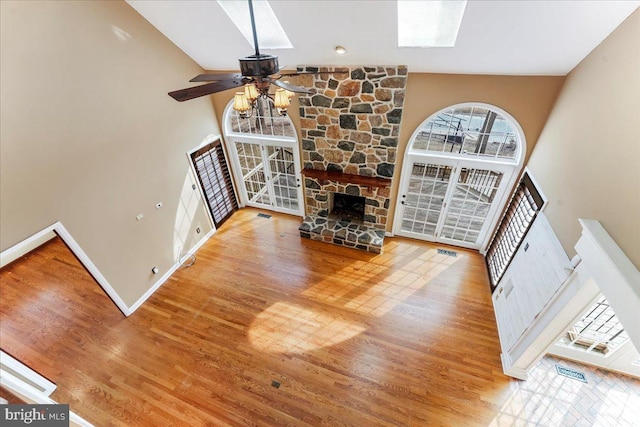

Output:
xmin=168 ymin=0 xmax=342 ymax=114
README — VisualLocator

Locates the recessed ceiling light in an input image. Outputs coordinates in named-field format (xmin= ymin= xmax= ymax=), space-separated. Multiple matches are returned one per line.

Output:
xmin=398 ymin=0 xmax=467 ymax=48
xmin=335 ymin=46 xmax=347 ymax=55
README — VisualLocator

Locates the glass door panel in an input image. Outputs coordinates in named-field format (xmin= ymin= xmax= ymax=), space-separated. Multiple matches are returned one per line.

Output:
xmin=440 ymin=168 xmax=503 ymax=245
xmin=266 ymin=145 xmax=300 ymax=212
xmin=396 ymin=158 xmax=511 ymax=249
xmin=231 ymin=139 xmax=302 ymax=215
xmin=400 ymin=163 xmax=453 ymax=238
xmin=234 ymin=141 xmax=270 ymax=206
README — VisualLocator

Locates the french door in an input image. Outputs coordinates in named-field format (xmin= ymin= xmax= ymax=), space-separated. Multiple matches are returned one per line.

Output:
xmin=395 ymin=155 xmax=514 ymax=249
xmin=228 ymin=137 xmax=303 ymax=216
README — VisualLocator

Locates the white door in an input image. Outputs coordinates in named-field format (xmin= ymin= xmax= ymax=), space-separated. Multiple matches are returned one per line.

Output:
xmin=395 ymin=156 xmax=513 ymax=249
xmin=230 ymin=138 xmax=303 ymax=216
xmin=397 ymin=103 xmax=526 ymax=250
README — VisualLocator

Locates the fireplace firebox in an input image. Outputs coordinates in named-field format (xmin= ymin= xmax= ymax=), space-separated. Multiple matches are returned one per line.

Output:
xmin=330 ymin=193 xmax=365 ymax=222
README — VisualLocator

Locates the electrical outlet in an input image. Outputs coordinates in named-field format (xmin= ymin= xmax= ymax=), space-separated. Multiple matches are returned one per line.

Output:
xmin=136 ymin=213 xmax=144 ymax=221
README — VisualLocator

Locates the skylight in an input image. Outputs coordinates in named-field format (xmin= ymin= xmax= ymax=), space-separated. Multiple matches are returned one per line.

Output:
xmin=397 ymin=0 xmax=467 ymax=48
xmin=218 ymin=0 xmax=292 ymax=50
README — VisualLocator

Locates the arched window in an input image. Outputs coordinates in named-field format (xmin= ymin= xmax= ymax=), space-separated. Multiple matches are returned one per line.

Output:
xmin=394 ymin=103 xmax=525 ymax=250
xmin=223 ymin=97 xmax=303 ymax=216
xmin=409 ymin=104 xmax=522 ymax=162
xmin=226 ymin=97 xmax=296 ymax=138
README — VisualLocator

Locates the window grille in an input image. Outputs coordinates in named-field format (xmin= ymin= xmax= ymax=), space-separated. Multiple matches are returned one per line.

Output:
xmin=558 ymin=296 xmax=630 ymax=355
xmin=485 ymin=172 xmax=544 ymax=290
xmin=228 ymin=97 xmax=295 ymax=138
xmin=411 ymin=106 xmax=519 ymax=161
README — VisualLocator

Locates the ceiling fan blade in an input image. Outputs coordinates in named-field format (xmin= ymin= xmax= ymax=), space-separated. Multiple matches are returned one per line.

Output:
xmin=168 ymin=79 xmax=247 ymax=102
xmin=189 ymin=73 xmax=244 ymax=82
xmin=271 ymin=79 xmax=312 ymax=94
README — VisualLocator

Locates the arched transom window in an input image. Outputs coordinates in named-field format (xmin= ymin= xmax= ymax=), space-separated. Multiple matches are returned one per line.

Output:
xmin=226 ymin=97 xmax=296 ymax=138
xmin=410 ymin=105 xmax=521 ymax=162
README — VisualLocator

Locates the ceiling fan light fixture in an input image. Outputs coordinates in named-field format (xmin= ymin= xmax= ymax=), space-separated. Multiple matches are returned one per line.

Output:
xmin=335 ymin=46 xmax=347 ymax=55
xmin=244 ymin=83 xmax=259 ymax=101
xmin=233 ymin=92 xmax=252 ymax=117
xmin=274 ymin=88 xmax=290 ymax=114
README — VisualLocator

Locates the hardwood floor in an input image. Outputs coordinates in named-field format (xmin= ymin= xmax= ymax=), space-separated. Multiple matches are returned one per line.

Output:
xmin=0 ymin=209 xmax=548 ymax=425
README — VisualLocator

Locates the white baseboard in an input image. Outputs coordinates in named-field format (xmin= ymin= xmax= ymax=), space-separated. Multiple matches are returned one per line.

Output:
xmin=0 ymin=229 xmax=56 ymax=268
xmin=501 ymin=352 xmax=529 ymax=380
xmin=126 ymin=227 xmax=215 ymax=315
xmin=0 ymin=222 xmax=130 ymax=316
xmin=0 ymin=351 xmax=56 ymax=396
xmin=1 ymin=222 xmax=215 ymax=318
xmin=0 ymin=369 xmax=94 ymax=426
xmin=385 ymin=231 xmax=394 ymax=237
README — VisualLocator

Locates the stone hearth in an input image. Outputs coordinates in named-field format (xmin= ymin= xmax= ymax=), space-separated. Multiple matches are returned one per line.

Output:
xmin=299 ymin=216 xmax=385 ymax=253
xmin=296 ymin=65 xmax=407 ymax=252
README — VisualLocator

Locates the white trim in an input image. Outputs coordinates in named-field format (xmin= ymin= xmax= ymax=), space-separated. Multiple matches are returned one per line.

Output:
xmin=405 ymin=101 xmax=527 ymax=165
xmin=54 ymin=224 xmax=130 ymax=316
xmin=186 ymin=133 xmax=238 ymax=229
xmin=223 ymin=100 xmax=304 ymax=217
xmin=0 ymin=221 xmax=216 ymax=317
xmin=126 ymin=227 xmax=215 ymax=314
xmin=0 ymin=369 xmax=93 ymax=427
xmin=0 ymin=225 xmax=57 ymax=268
xmin=0 ymin=351 xmax=56 ymax=396
xmin=223 ymin=101 xmax=297 ymax=143
xmin=500 ymin=353 xmax=528 ymax=380
xmin=496 ymin=219 xmax=640 ymax=380
xmin=0 ymin=230 xmax=56 ymax=268
xmin=395 ymin=102 xmax=526 ymax=252
xmin=575 ymin=219 xmax=640 ymax=352
xmin=522 ymin=166 xmax=548 ymax=210
xmin=0 ymin=222 xmax=130 ymax=316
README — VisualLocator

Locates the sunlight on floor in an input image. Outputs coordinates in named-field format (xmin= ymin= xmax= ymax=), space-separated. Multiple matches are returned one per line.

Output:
xmin=248 ymin=301 xmax=365 ymax=353
xmin=305 ymin=248 xmax=459 ymax=317
xmin=488 ymin=356 xmax=640 ymax=426
xmin=248 ymin=247 xmax=460 ymax=353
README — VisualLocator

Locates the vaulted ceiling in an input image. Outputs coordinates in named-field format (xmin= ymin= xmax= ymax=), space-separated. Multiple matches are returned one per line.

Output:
xmin=127 ymin=0 xmax=639 ymax=75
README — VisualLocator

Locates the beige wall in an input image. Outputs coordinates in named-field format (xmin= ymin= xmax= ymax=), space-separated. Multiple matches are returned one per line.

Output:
xmin=0 ymin=1 xmax=219 ymax=307
xmin=211 ymin=73 xmax=564 ymax=231
xmin=390 ymin=73 xmax=565 ymax=229
xmin=527 ymin=10 xmax=640 ymax=269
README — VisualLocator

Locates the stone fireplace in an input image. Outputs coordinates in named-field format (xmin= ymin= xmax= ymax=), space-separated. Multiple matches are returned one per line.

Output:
xmin=330 ymin=193 xmax=365 ymax=221
xmin=296 ymin=66 xmax=407 ymax=253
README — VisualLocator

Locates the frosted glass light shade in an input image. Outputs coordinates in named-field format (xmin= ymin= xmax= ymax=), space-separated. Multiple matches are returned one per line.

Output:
xmin=244 ymin=83 xmax=258 ymax=101
xmin=233 ymin=92 xmax=250 ymax=113
xmin=273 ymin=89 xmax=290 ymax=109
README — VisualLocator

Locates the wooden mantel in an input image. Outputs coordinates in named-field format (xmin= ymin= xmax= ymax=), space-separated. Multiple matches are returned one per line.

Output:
xmin=302 ymin=168 xmax=392 ymax=188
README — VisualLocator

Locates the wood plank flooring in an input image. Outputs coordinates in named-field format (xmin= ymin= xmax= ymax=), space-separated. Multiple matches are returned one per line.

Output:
xmin=1 ymin=208 xmax=520 ymax=425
